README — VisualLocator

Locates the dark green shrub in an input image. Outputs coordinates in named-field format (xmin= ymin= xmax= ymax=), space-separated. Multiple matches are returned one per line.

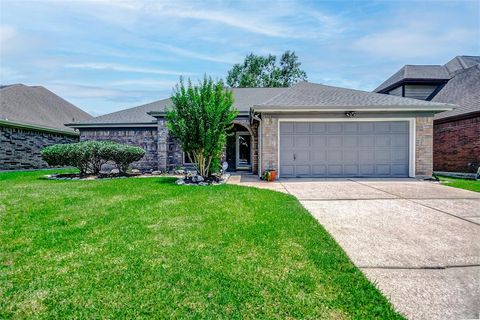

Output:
xmin=110 ymin=144 xmax=145 ymax=173
xmin=41 ymin=141 xmax=145 ymax=175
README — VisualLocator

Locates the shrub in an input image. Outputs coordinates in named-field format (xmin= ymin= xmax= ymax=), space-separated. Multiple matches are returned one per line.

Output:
xmin=109 ymin=144 xmax=145 ymax=173
xmin=41 ymin=141 xmax=145 ymax=175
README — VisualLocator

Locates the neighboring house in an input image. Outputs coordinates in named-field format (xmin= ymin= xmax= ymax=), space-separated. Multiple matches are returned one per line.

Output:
xmin=70 ymin=81 xmax=454 ymax=178
xmin=374 ymin=56 xmax=480 ymax=173
xmin=0 ymin=84 xmax=92 ymax=170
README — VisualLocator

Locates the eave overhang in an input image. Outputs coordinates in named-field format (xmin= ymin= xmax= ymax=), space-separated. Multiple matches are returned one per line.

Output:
xmin=0 ymin=119 xmax=79 ymax=136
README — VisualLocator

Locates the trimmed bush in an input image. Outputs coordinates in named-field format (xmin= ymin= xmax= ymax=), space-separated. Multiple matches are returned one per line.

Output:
xmin=42 ymin=141 xmax=145 ymax=175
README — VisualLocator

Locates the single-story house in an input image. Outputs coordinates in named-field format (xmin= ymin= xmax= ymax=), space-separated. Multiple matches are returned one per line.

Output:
xmin=374 ymin=56 xmax=480 ymax=173
xmin=69 ymin=81 xmax=455 ymax=179
xmin=0 ymin=84 xmax=92 ymax=170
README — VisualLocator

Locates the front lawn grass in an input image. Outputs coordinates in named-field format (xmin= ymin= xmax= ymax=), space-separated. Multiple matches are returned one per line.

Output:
xmin=0 ymin=170 xmax=403 ymax=319
xmin=438 ymin=175 xmax=480 ymax=192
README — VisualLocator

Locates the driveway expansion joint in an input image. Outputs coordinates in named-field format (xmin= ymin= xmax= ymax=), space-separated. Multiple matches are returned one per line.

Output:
xmin=349 ymin=179 xmax=480 ymax=226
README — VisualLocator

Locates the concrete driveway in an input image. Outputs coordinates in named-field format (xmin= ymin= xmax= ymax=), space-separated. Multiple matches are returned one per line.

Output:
xmin=229 ymin=176 xmax=480 ymax=320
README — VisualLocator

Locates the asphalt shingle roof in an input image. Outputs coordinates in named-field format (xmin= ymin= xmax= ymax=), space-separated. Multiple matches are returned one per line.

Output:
xmin=374 ymin=65 xmax=450 ymax=93
xmin=255 ymin=81 xmax=454 ymax=110
xmin=72 ymin=87 xmax=288 ymax=126
xmin=374 ymin=56 xmax=480 ymax=93
xmin=0 ymin=84 xmax=92 ymax=133
xmin=433 ymin=65 xmax=480 ymax=120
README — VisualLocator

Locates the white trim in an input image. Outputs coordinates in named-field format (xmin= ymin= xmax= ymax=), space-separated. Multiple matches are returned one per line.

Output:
xmin=235 ymin=131 xmax=252 ymax=170
xmin=258 ymin=120 xmax=263 ymax=177
xmin=254 ymin=107 xmax=452 ymax=112
xmin=277 ymin=118 xmax=416 ymax=178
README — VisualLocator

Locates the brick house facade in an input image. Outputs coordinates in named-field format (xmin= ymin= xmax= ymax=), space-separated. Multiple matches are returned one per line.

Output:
xmin=72 ymin=82 xmax=452 ymax=178
xmin=433 ymin=115 xmax=480 ymax=173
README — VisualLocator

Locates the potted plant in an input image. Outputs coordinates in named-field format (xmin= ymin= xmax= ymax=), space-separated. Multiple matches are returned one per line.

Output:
xmin=263 ymin=168 xmax=277 ymax=182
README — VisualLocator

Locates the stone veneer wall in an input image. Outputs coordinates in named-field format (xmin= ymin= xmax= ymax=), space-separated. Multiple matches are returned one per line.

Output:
xmin=259 ymin=115 xmax=435 ymax=178
xmin=433 ymin=115 xmax=480 ymax=173
xmin=415 ymin=116 xmax=434 ymax=177
xmin=0 ymin=125 xmax=78 ymax=170
xmin=79 ymin=127 xmax=158 ymax=170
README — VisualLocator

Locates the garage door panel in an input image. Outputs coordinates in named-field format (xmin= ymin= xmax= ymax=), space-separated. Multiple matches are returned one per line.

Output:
xmin=294 ymin=135 xmax=310 ymax=148
xmin=344 ymin=165 xmax=359 ymax=175
xmin=343 ymin=150 xmax=358 ymax=163
xmin=392 ymin=164 xmax=408 ymax=175
xmin=311 ymin=123 xmax=326 ymax=133
xmin=311 ymin=150 xmax=326 ymax=163
xmin=375 ymin=150 xmax=391 ymax=162
xmin=294 ymin=150 xmax=310 ymax=163
xmin=359 ymin=122 xmax=375 ymax=133
xmin=359 ymin=136 xmax=375 ymax=147
xmin=295 ymin=165 xmax=311 ymax=176
xmin=343 ymin=136 xmax=358 ymax=147
xmin=280 ymin=135 xmax=294 ymax=148
xmin=359 ymin=164 xmax=375 ymax=175
xmin=279 ymin=121 xmax=410 ymax=178
xmin=327 ymin=136 xmax=342 ymax=147
xmin=295 ymin=123 xmax=310 ymax=133
xmin=311 ymin=135 xmax=326 ymax=147
xmin=280 ymin=122 xmax=294 ymax=133
xmin=311 ymin=165 xmax=326 ymax=175
xmin=328 ymin=165 xmax=343 ymax=175
xmin=327 ymin=123 xmax=342 ymax=133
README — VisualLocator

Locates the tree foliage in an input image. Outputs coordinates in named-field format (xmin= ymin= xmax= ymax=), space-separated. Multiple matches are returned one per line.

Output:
xmin=227 ymin=51 xmax=307 ymax=88
xmin=166 ymin=77 xmax=238 ymax=177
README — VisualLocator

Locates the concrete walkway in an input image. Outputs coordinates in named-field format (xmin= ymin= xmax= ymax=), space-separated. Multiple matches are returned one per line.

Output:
xmin=228 ymin=175 xmax=480 ymax=320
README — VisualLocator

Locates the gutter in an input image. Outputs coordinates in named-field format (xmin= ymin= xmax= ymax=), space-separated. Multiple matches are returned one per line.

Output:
xmin=251 ymin=105 xmax=454 ymax=113
xmin=0 ymin=119 xmax=79 ymax=136
xmin=66 ymin=122 xmax=158 ymax=129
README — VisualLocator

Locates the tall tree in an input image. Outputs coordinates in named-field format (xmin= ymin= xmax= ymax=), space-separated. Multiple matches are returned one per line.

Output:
xmin=227 ymin=51 xmax=307 ymax=87
xmin=166 ymin=77 xmax=238 ymax=178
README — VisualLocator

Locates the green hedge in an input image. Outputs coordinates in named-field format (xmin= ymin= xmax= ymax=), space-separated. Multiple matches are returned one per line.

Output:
xmin=42 ymin=141 xmax=145 ymax=175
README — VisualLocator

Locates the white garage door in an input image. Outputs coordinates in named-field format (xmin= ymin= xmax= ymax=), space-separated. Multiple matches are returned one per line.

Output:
xmin=279 ymin=121 xmax=410 ymax=178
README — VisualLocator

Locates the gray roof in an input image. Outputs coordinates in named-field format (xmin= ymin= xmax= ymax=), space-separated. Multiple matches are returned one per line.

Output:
xmin=71 ymin=87 xmax=288 ymax=126
xmin=0 ymin=84 xmax=92 ymax=133
xmin=255 ymin=81 xmax=454 ymax=111
xmin=433 ymin=65 xmax=480 ymax=120
xmin=374 ymin=55 xmax=480 ymax=93
xmin=374 ymin=65 xmax=450 ymax=93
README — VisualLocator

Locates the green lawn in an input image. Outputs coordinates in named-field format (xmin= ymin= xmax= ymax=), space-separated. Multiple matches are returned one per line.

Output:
xmin=438 ymin=175 xmax=480 ymax=192
xmin=0 ymin=170 xmax=403 ymax=319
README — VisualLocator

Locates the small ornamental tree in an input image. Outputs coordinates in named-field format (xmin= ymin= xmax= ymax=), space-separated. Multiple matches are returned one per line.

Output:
xmin=166 ymin=77 xmax=238 ymax=178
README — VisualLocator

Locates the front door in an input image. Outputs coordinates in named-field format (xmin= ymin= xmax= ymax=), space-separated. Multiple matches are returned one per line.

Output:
xmin=236 ymin=132 xmax=251 ymax=170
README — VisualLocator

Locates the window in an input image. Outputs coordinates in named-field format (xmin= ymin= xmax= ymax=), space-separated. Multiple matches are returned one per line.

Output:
xmin=183 ymin=152 xmax=194 ymax=164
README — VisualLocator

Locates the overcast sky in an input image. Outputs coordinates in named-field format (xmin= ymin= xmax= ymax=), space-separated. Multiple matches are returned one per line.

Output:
xmin=1 ymin=0 xmax=479 ymax=116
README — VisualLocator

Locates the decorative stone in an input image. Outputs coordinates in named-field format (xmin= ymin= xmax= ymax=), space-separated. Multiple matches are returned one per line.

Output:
xmin=152 ymin=170 xmax=162 ymax=175
xmin=176 ymin=179 xmax=185 ymax=185
xmin=131 ymin=169 xmax=140 ymax=174
xmin=110 ymin=169 xmax=120 ymax=174
xmin=198 ymin=182 xmax=209 ymax=186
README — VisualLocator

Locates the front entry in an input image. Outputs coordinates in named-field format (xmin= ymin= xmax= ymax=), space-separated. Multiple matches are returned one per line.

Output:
xmin=226 ymin=124 xmax=252 ymax=171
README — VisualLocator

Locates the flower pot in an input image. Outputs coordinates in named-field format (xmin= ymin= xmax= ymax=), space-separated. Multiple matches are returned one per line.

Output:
xmin=268 ymin=169 xmax=276 ymax=181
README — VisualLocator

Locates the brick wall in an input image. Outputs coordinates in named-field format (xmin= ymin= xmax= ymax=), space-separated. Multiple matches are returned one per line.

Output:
xmin=433 ymin=115 xmax=480 ymax=173
xmin=415 ymin=116 xmax=434 ymax=177
xmin=80 ymin=127 xmax=158 ymax=170
xmin=259 ymin=115 xmax=278 ymax=174
xmin=0 ymin=125 xmax=78 ymax=170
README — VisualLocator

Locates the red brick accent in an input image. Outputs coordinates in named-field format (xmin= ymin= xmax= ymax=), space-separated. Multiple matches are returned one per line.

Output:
xmin=433 ymin=115 xmax=480 ymax=173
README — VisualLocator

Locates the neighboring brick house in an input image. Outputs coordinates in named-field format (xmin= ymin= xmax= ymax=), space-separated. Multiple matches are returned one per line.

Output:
xmin=0 ymin=84 xmax=92 ymax=170
xmin=375 ymin=56 xmax=480 ymax=173
xmin=70 ymin=82 xmax=453 ymax=178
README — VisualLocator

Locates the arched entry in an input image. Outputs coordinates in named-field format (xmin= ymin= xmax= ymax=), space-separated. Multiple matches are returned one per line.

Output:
xmin=225 ymin=123 xmax=253 ymax=172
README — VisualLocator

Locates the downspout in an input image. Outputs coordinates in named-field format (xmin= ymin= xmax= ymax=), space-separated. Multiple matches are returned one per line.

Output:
xmin=251 ymin=112 xmax=262 ymax=178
